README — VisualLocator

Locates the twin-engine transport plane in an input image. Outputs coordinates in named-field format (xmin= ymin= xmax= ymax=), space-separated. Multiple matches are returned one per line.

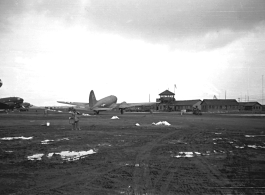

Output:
xmin=57 ymin=90 xmax=157 ymax=114
xmin=0 ymin=97 xmax=24 ymax=111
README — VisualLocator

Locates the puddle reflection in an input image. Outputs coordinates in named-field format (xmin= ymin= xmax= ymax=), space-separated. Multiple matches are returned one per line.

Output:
xmin=28 ymin=149 xmax=96 ymax=161
xmin=1 ymin=136 xmax=33 ymax=140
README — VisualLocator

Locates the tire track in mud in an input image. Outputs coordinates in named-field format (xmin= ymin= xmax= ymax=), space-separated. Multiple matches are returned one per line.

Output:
xmin=132 ymin=128 xmax=182 ymax=194
xmin=19 ymin=159 xmax=121 ymax=194
xmin=154 ymin=130 xmax=202 ymax=194
xmin=18 ymin=167 xmax=96 ymax=194
xmin=187 ymin=130 xmax=234 ymax=194
xmin=131 ymin=128 xmax=235 ymax=194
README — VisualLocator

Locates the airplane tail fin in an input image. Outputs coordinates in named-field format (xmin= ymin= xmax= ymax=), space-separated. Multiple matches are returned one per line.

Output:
xmin=89 ymin=90 xmax=97 ymax=108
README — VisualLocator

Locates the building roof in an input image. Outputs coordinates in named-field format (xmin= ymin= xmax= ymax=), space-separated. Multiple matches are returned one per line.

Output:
xmin=201 ymin=99 xmax=238 ymax=106
xmin=159 ymin=90 xmax=175 ymax=96
xmin=238 ymin=102 xmax=261 ymax=107
xmin=174 ymin=100 xmax=201 ymax=106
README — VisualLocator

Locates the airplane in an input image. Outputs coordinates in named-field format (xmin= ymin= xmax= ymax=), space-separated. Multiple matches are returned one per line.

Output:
xmin=19 ymin=102 xmax=33 ymax=111
xmin=57 ymin=90 xmax=158 ymax=114
xmin=0 ymin=97 xmax=24 ymax=111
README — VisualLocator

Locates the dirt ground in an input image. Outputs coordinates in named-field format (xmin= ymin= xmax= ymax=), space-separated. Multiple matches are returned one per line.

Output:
xmin=0 ymin=110 xmax=265 ymax=195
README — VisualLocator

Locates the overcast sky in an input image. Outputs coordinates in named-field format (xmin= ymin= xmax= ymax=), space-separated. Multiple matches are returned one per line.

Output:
xmin=0 ymin=0 xmax=265 ymax=106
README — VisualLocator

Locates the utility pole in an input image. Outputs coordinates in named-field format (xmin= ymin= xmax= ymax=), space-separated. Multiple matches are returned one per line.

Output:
xmin=225 ymin=90 xmax=226 ymax=99
xmin=261 ymin=75 xmax=263 ymax=105
xmin=149 ymin=94 xmax=150 ymax=102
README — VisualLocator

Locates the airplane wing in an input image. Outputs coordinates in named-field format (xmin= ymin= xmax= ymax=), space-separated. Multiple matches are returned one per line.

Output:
xmin=57 ymin=101 xmax=89 ymax=107
xmin=114 ymin=102 xmax=158 ymax=114
xmin=93 ymin=107 xmax=114 ymax=111
xmin=118 ymin=102 xmax=158 ymax=109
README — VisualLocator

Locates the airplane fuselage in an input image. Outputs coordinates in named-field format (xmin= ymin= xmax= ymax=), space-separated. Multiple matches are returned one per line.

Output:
xmin=0 ymin=97 xmax=24 ymax=109
xmin=93 ymin=95 xmax=117 ymax=108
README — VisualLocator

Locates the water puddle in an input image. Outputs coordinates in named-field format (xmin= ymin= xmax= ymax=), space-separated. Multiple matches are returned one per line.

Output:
xmin=27 ymin=149 xmax=96 ymax=161
xmin=0 ymin=136 xmax=33 ymax=140
xmin=41 ymin=140 xmax=54 ymax=144
xmin=98 ymin=143 xmax=112 ymax=147
xmin=41 ymin=138 xmax=69 ymax=144
xmin=111 ymin=116 xmax=119 ymax=119
xmin=214 ymin=133 xmax=222 ymax=135
xmin=173 ymin=151 xmax=199 ymax=158
xmin=28 ymin=153 xmax=44 ymax=160
xmin=57 ymin=138 xmax=69 ymax=141
xmin=172 ymin=150 xmax=227 ymax=158
xmin=247 ymin=145 xmax=265 ymax=149
xmin=235 ymin=145 xmax=245 ymax=149
xmin=152 ymin=121 xmax=171 ymax=126
xmin=245 ymin=135 xmax=265 ymax=138
xmin=235 ymin=144 xmax=265 ymax=149
xmin=213 ymin=138 xmax=222 ymax=141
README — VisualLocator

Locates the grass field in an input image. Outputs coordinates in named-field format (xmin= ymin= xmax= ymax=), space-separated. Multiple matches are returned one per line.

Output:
xmin=0 ymin=110 xmax=265 ymax=194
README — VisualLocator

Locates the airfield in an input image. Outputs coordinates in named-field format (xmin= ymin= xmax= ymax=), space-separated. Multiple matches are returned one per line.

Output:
xmin=0 ymin=110 xmax=265 ymax=195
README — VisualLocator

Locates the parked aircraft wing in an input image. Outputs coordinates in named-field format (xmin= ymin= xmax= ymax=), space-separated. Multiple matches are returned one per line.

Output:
xmin=93 ymin=107 xmax=114 ymax=111
xmin=118 ymin=102 xmax=157 ymax=109
xmin=57 ymin=101 xmax=89 ymax=106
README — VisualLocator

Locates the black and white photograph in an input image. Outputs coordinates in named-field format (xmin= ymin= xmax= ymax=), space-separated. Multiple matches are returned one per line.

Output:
xmin=0 ymin=0 xmax=265 ymax=194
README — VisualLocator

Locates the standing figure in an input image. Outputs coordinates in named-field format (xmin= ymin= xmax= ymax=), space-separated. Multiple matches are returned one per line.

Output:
xmin=44 ymin=108 xmax=48 ymax=116
xmin=71 ymin=109 xmax=81 ymax=130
